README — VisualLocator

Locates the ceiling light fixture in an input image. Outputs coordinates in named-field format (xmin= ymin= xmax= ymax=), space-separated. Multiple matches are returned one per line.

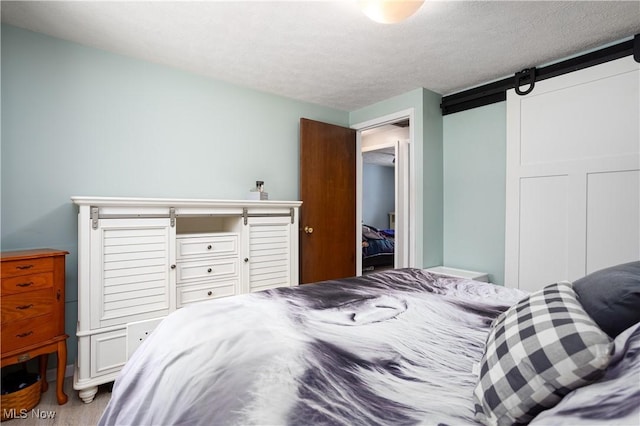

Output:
xmin=359 ymin=0 xmax=425 ymax=24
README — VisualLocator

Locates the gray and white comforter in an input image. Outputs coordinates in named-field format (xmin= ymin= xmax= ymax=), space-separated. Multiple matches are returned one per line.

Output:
xmin=99 ymin=268 xmax=639 ymax=425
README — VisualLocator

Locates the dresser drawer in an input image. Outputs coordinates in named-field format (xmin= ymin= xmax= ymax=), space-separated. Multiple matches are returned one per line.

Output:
xmin=1 ymin=257 xmax=54 ymax=278
xmin=1 ymin=314 xmax=56 ymax=352
xmin=1 ymin=272 xmax=53 ymax=296
xmin=177 ymin=258 xmax=238 ymax=282
xmin=1 ymin=288 xmax=54 ymax=323
xmin=176 ymin=234 xmax=238 ymax=260
xmin=177 ymin=279 xmax=238 ymax=307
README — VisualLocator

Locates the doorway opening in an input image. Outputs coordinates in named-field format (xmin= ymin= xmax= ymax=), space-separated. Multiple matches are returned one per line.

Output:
xmin=352 ymin=109 xmax=414 ymax=276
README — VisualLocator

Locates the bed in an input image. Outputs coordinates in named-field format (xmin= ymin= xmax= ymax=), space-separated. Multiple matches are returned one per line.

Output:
xmin=362 ymin=224 xmax=395 ymax=270
xmin=99 ymin=265 xmax=640 ymax=426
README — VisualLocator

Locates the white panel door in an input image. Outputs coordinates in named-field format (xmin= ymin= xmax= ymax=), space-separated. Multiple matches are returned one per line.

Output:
xmin=505 ymin=57 xmax=640 ymax=290
xmin=586 ymin=170 xmax=640 ymax=273
xmin=518 ymin=176 xmax=570 ymax=292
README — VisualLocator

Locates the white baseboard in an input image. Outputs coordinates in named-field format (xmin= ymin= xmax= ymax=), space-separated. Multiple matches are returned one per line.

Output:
xmin=45 ymin=364 xmax=75 ymax=383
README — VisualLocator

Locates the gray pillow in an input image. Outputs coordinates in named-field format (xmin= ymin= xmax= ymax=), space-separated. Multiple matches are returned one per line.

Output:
xmin=573 ymin=261 xmax=640 ymax=338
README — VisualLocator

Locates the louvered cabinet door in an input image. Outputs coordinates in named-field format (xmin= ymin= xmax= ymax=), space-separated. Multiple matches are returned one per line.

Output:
xmin=90 ymin=218 xmax=174 ymax=329
xmin=244 ymin=216 xmax=298 ymax=292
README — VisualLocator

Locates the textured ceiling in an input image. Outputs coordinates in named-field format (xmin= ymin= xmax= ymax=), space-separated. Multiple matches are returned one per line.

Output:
xmin=2 ymin=1 xmax=639 ymax=111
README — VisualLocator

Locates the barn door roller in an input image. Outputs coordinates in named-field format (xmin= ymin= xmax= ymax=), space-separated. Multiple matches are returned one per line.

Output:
xmin=514 ymin=67 xmax=536 ymax=96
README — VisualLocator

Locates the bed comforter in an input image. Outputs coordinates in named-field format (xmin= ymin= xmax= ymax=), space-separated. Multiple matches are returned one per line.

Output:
xmin=99 ymin=268 xmax=639 ymax=425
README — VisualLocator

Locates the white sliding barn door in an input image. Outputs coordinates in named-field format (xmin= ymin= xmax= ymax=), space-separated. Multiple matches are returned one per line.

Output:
xmin=505 ymin=57 xmax=640 ymax=291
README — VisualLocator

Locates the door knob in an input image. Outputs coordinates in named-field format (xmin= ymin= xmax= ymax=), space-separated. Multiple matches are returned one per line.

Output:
xmin=304 ymin=226 xmax=314 ymax=234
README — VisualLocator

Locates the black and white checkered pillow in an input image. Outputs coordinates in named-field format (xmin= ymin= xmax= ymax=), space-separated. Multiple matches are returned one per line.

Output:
xmin=473 ymin=282 xmax=613 ymax=426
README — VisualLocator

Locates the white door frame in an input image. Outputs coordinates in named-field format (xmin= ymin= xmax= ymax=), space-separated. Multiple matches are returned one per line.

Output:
xmin=352 ymin=108 xmax=415 ymax=275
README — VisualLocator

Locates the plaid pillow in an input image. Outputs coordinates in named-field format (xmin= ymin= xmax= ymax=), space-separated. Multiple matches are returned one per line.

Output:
xmin=473 ymin=282 xmax=613 ymax=426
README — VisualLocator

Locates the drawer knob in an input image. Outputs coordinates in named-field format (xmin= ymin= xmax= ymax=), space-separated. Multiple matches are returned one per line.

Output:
xmin=207 ymin=245 xmax=212 ymax=250
xmin=171 ymin=264 xmax=176 ymax=269
xmin=17 ymin=331 xmax=33 ymax=338
xmin=16 ymin=281 xmax=33 ymax=288
xmin=207 ymin=268 xmax=212 ymax=273
xmin=244 ymin=258 xmax=249 ymax=263
xmin=16 ymin=304 xmax=34 ymax=310
xmin=207 ymin=291 xmax=213 ymax=296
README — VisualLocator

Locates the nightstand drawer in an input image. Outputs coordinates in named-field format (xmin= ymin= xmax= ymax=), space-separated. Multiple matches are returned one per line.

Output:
xmin=1 ymin=272 xmax=53 ymax=296
xmin=1 ymin=289 xmax=54 ymax=323
xmin=1 ymin=257 xmax=54 ymax=279
xmin=177 ymin=234 xmax=238 ymax=259
xmin=177 ymin=258 xmax=238 ymax=282
xmin=1 ymin=314 xmax=56 ymax=352
xmin=177 ymin=279 xmax=238 ymax=307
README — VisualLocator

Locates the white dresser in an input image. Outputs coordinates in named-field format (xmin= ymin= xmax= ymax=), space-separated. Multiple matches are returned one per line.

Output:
xmin=71 ymin=197 xmax=301 ymax=403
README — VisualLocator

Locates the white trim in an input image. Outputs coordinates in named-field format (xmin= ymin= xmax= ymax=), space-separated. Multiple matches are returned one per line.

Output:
xmin=352 ymin=108 xmax=416 ymax=274
xmin=351 ymin=108 xmax=415 ymax=131
xmin=356 ymin=131 xmax=363 ymax=274
xmin=362 ymin=141 xmax=396 ymax=153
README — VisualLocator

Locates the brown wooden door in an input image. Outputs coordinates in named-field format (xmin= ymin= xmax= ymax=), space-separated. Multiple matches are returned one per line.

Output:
xmin=299 ymin=118 xmax=356 ymax=284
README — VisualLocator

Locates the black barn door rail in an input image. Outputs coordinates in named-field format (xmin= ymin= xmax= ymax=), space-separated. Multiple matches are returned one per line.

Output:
xmin=440 ymin=34 xmax=639 ymax=115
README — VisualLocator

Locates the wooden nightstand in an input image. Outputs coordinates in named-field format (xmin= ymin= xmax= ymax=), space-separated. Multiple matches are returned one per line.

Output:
xmin=1 ymin=249 xmax=69 ymax=405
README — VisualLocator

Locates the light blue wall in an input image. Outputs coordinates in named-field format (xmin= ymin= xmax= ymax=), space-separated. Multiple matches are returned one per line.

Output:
xmin=350 ymin=88 xmax=443 ymax=268
xmin=1 ymin=25 xmax=349 ymax=365
xmin=3 ymin=24 xmax=507 ymax=369
xmin=421 ymin=89 xmax=444 ymax=268
xmin=362 ymin=164 xmax=394 ymax=229
xmin=443 ymin=102 xmax=506 ymax=284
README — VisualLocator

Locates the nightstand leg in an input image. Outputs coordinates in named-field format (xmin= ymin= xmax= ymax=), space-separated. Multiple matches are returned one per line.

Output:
xmin=39 ymin=354 xmax=49 ymax=393
xmin=56 ymin=341 xmax=68 ymax=405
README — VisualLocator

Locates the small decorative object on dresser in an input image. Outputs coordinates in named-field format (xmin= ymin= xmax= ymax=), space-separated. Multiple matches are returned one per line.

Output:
xmin=247 ymin=180 xmax=269 ymax=200
xmin=0 ymin=248 xmax=69 ymax=405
